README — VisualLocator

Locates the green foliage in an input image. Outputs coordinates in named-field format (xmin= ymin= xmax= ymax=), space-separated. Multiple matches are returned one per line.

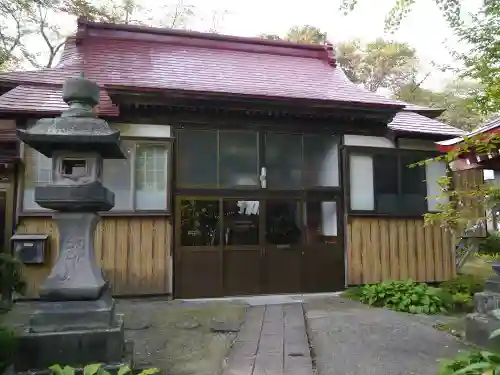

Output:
xmin=479 ymin=232 xmax=500 ymax=255
xmin=437 ymin=350 xmax=500 ymax=375
xmin=395 ymin=80 xmax=487 ymax=131
xmin=339 ymin=0 xmax=500 ymax=115
xmin=440 ymin=274 xmax=485 ymax=296
xmin=0 ymin=253 xmax=26 ymax=297
xmin=439 ymin=274 xmax=484 ymax=312
xmin=0 ymin=326 xmax=16 ymax=373
xmin=349 ymin=280 xmax=452 ymax=314
xmin=49 ymin=363 xmax=160 ymax=375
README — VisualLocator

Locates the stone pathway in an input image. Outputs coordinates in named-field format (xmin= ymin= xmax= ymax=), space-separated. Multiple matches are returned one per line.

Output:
xmin=304 ymin=297 xmax=471 ymax=375
xmin=223 ymin=304 xmax=313 ymax=375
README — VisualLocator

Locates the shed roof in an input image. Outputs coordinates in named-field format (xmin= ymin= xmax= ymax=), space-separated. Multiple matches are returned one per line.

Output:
xmin=0 ymin=18 xmax=462 ymax=136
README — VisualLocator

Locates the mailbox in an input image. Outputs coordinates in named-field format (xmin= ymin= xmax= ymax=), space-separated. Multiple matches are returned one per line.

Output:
xmin=11 ymin=234 xmax=49 ymax=264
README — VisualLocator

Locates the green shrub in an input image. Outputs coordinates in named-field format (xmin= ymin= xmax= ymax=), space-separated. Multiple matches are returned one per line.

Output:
xmin=437 ymin=350 xmax=500 ymax=375
xmin=439 ymin=275 xmax=484 ymax=312
xmin=350 ymin=280 xmax=452 ymax=314
xmin=0 ymin=326 xmax=16 ymax=373
xmin=0 ymin=253 xmax=26 ymax=298
xmin=440 ymin=274 xmax=485 ymax=296
xmin=479 ymin=232 xmax=500 ymax=255
xmin=49 ymin=363 xmax=160 ymax=375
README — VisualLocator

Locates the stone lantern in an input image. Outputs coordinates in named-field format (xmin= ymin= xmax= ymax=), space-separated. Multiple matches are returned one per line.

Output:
xmin=13 ymin=74 xmax=132 ymax=372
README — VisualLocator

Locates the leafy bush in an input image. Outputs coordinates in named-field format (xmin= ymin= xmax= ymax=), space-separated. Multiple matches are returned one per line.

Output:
xmin=0 ymin=326 xmax=16 ymax=373
xmin=349 ymin=280 xmax=452 ymax=314
xmin=49 ymin=363 xmax=160 ymax=375
xmin=479 ymin=232 xmax=500 ymax=255
xmin=437 ymin=350 xmax=500 ymax=375
xmin=0 ymin=253 xmax=26 ymax=298
xmin=440 ymin=275 xmax=484 ymax=312
xmin=437 ymin=310 xmax=500 ymax=374
xmin=440 ymin=274 xmax=484 ymax=296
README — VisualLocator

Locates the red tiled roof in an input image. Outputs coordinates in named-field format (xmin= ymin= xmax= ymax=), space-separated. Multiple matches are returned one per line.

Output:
xmin=0 ymin=20 xmax=406 ymax=109
xmin=0 ymin=18 xmax=459 ymax=136
xmin=0 ymin=85 xmax=118 ymax=116
xmin=389 ymin=111 xmax=464 ymax=136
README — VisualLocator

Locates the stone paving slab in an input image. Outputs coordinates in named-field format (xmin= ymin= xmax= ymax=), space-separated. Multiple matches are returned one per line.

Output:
xmin=223 ymin=304 xmax=313 ymax=375
xmin=303 ymin=297 xmax=471 ymax=375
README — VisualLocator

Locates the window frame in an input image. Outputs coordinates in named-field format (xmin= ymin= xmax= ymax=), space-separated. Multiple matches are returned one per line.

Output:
xmin=175 ymin=128 xmax=342 ymax=192
xmin=20 ymin=139 xmax=173 ymax=216
xmin=344 ymin=146 xmax=444 ymax=217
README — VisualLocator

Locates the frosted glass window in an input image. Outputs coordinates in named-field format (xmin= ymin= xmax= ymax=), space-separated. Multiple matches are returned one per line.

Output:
xmin=134 ymin=144 xmax=169 ymax=210
xmin=349 ymin=154 xmax=375 ymax=210
xmin=103 ymin=141 xmax=133 ymax=211
xmin=23 ymin=141 xmax=171 ymax=212
xmin=23 ymin=146 xmax=52 ymax=211
xmin=321 ymin=202 xmax=337 ymax=236
xmin=426 ymin=160 xmax=449 ymax=211
xmin=303 ymin=135 xmax=339 ymax=187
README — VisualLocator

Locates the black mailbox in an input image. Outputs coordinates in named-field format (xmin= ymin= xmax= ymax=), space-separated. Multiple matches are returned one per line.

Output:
xmin=11 ymin=234 xmax=49 ymax=264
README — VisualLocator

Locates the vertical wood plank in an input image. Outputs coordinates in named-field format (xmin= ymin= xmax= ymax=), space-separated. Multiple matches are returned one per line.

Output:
xmin=415 ymin=221 xmax=426 ymax=282
xmin=361 ymin=219 xmax=371 ymax=283
xmin=141 ymin=218 xmax=154 ymax=293
xmin=370 ymin=220 xmax=382 ymax=283
xmin=424 ymin=225 xmax=435 ymax=281
xmin=407 ymin=221 xmax=417 ymax=280
xmin=115 ymin=218 xmax=129 ymax=295
xmin=433 ymin=225 xmax=444 ymax=281
xmin=129 ymin=218 xmax=142 ymax=294
xmin=441 ymin=228 xmax=453 ymax=280
xmin=17 ymin=216 xmax=174 ymax=298
xmin=389 ymin=220 xmax=399 ymax=280
xmin=350 ymin=219 xmax=363 ymax=284
xmin=379 ymin=220 xmax=390 ymax=280
xmin=397 ymin=220 xmax=408 ymax=280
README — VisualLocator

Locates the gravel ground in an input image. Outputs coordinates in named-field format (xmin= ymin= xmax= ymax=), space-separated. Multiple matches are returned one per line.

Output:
xmin=303 ymin=297 xmax=472 ymax=375
xmin=3 ymin=298 xmax=247 ymax=375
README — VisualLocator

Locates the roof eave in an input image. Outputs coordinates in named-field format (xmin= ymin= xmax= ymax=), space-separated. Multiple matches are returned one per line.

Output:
xmin=105 ymin=85 xmax=406 ymax=112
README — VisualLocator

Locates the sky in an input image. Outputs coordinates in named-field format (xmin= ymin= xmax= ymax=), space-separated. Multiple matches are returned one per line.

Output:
xmin=46 ymin=0 xmax=481 ymax=92
xmin=178 ymin=0 xmax=481 ymax=91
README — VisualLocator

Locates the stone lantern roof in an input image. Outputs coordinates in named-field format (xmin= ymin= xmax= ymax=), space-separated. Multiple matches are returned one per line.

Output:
xmin=17 ymin=73 xmax=125 ymax=159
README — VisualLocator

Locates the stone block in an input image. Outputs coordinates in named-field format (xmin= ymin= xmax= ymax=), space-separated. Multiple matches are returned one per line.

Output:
xmin=29 ymin=295 xmax=116 ymax=333
xmin=473 ymin=291 xmax=500 ymax=316
xmin=465 ymin=312 xmax=500 ymax=350
xmin=486 ymin=276 xmax=500 ymax=294
xmin=13 ymin=318 xmax=126 ymax=372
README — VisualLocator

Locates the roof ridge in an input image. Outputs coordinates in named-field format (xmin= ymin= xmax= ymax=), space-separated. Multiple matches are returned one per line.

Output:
xmin=77 ymin=16 xmax=329 ymax=51
xmin=76 ymin=16 xmax=336 ymax=63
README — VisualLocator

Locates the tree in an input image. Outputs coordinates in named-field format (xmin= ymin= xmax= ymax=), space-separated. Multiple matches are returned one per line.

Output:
xmin=0 ymin=0 xmax=32 ymax=70
xmin=396 ymin=80 xmax=487 ymax=131
xmin=458 ymin=0 xmax=500 ymax=114
xmin=285 ymin=25 xmax=327 ymax=44
xmin=259 ymin=26 xmax=419 ymax=93
xmin=339 ymin=0 xmax=500 ymax=114
xmin=15 ymin=0 xmax=217 ymax=69
xmin=337 ymin=38 xmax=418 ymax=92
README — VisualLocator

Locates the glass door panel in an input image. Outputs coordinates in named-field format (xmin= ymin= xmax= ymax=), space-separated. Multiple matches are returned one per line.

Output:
xmin=222 ymin=198 xmax=262 ymax=295
xmin=175 ymin=197 xmax=223 ymax=298
xmin=302 ymin=198 xmax=345 ymax=293
xmin=263 ymin=198 xmax=303 ymax=294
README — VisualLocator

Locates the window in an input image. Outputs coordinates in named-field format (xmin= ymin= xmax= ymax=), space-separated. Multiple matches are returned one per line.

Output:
xmin=176 ymin=130 xmax=340 ymax=190
xmin=177 ymin=129 xmax=259 ymax=188
xmin=304 ymin=200 xmax=338 ymax=245
xmin=23 ymin=141 xmax=172 ymax=212
xmin=349 ymin=150 xmax=448 ymax=215
xmin=265 ymin=133 xmax=339 ymax=190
